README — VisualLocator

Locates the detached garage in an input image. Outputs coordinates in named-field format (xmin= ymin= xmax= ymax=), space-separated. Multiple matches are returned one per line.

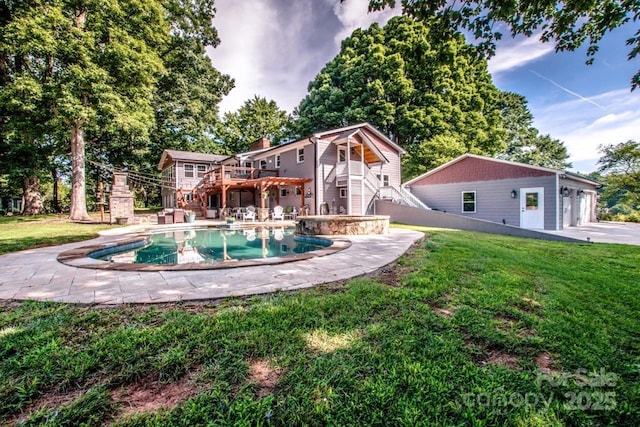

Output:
xmin=404 ymin=154 xmax=601 ymax=230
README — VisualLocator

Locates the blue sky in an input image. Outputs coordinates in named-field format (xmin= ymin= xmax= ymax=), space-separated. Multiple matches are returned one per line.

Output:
xmin=208 ymin=0 xmax=639 ymax=173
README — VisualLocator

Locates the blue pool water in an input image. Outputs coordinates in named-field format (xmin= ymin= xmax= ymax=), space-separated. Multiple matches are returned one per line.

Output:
xmin=92 ymin=226 xmax=331 ymax=265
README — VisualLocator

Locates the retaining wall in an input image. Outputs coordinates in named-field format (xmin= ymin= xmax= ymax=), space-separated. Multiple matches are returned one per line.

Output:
xmin=375 ymin=200 xmax=586 ymax=243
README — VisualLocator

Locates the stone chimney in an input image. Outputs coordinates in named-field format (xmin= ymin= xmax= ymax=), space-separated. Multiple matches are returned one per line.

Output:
xmin=249 ymin=137 xmax=270 ymax=152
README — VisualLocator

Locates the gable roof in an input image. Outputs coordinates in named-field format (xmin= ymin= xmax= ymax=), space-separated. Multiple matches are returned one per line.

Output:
xmin=313 ymin=122 xmax=406 ymax=155
xmin=331 ymin=128 xmax=389 ymax=163
xmin=238 ymin=122 xmax=406 ymax=161
xmin=157 ymin=149 xmax=230 ymax=170
xmin=404 ymin=154 xmax=601 ymax=187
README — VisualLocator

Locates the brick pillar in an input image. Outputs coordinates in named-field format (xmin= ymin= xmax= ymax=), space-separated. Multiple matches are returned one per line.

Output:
xmin=109 ymin=172 xmax=135 ymax=224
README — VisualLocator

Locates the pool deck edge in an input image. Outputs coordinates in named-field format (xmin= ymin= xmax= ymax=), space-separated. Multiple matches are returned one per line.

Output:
xmin=0 ymin=225 xmax=424 ymax=304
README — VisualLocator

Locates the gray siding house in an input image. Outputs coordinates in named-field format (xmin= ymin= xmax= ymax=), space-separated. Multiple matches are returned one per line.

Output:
xmin=404 ymin=154 xmax=601 ymax=230
xmin=157 ymin=123 xmax=407 ymax=218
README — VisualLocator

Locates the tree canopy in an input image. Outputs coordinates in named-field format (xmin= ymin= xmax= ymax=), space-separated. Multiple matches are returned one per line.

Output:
xmin=295 ymin=16 xmax=506 ymax=179
xmin=367 ymin=0 xmax=640 ymax=90
xmin=217 ymin=96 xmax=292 ymax=153
xmin=598 ymin=140 xmax=640 ymax=211
xmin=0 ymin=0 xmax=232 ymax=217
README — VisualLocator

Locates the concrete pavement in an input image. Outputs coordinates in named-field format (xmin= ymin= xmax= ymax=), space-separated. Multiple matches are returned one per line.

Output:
xmin=0 ymin=225 xmax=424 ymax=305
xmin=542 ymin=221 xmax=640 ymax=245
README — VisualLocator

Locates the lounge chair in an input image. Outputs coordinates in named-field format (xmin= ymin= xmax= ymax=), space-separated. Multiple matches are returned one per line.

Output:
xmin=243 ymin=205 xmax=256 ymax=221
xmin=271 ymin=205 xmax=284 ymax=221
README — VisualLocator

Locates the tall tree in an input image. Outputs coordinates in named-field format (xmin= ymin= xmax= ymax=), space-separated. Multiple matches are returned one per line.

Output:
xmin=2 ymin=0 xmax=233 ymax=218
xmin=598 ymin=140 xmax=640 ymax=209
xmin=218 ymin=96 xmax=292 ymax=153
xmin=147 ymin=0 xmax=234 ymax=158
xmin=1 ymin=0 xmax=167 ymax=220
xmin=367 ymin=0 xmax=640 ymax=90
xmin=496 ymin=91 xmax=571 ymax=169
xmin=295 ymin=16 xmax=505 ymax=178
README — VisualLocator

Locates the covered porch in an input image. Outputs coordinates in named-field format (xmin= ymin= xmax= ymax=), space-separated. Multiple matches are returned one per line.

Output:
xmin=186 ymin=165 xmax=312 ymax=221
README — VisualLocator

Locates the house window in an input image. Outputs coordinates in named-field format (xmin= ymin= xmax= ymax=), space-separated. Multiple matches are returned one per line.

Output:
xmin=340 ymin=188 xmax=348 ymax=198
xmin=295 ymin=187 xmax=302 ymax=196
xmin=184 ymin=164 xmax=194 ymax=178
xmin=377 ymin=174 xmax=390 ymax=186
xmin=184 ymin=193 xmax=192 ymax=202
xmin=260 ymin=159 xmax=267 ymax=169
xmin=275 ymin=154 xmax=281 ymax=168
xmin=280 ymin=188 xmax=287 ymax=197
xmin=462 ymin=191 xmax=476 ymax=213
xmin=297 ymin=147 xmax=305 ymax=163
xmin=338 ymin=147 xmax=346 ymax=163
xmin=197 ymin=164 xmax=207 ymax=178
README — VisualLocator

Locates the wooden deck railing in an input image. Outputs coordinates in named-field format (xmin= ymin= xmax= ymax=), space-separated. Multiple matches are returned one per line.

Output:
xmin=201 ymin=165 xmax=279 ymax=187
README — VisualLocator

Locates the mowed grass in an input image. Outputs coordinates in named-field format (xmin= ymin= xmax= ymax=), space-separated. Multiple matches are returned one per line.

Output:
xmin=0 ymin=214 xmax=116 ymax=255
xmin=0 ymin=226 xmax=638 ymax=425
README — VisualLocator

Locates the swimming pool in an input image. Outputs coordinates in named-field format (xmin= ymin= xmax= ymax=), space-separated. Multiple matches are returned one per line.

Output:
xmin=91 ymin=226 xmax=331 ymax=265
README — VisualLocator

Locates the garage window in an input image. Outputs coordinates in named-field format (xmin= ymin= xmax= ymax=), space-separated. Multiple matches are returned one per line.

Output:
xmin=462 ymin=191 xmax=476 ymax=213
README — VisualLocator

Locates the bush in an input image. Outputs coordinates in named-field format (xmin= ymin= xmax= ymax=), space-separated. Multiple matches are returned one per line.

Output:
xmin=609 ymin=203 xmax=634 ymax=215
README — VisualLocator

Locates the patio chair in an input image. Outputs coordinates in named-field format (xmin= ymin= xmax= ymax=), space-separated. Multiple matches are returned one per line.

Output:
xmin=243 ymin=205 xmax=256 ymax=222
xmin=284 ymin=206 xmax=293 ymax=219
xmin=271 ymin=205 xmax=284 ymax=221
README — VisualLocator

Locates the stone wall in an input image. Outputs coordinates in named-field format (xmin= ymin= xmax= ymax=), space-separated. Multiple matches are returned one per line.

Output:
xmin=109 ymin=172 xmax=134 ymax=224
xmin=296 ymin=215 xmax=389 ymax=236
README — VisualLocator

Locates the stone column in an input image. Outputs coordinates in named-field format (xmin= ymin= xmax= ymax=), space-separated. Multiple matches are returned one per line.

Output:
xmin=109 ymin=172 xmax=135 ymax=224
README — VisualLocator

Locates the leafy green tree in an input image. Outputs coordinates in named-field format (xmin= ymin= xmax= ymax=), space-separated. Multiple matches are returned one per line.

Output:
xmin=295 ymin=16 xmax=505 ymax=178
xmin=1 ymin=0 xmax=167 ymax=220
xmin=218 ymin=96 xmax=292 ymax=153
xmin=147 ymin=0 xmax=234 ymax=157
xmin=367 ymin=0 xmax=640 ymax=89
xmin=1 ymin=0 xmax=233 ymax=217
xmin=495 ymin=92 xmax=571 ymax=169
xmin=598 ymin=140 xmax=640 ymax=210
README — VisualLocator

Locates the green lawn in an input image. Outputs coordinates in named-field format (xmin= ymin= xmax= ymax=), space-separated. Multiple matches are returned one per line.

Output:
xmin=0 ymin=214 xmax=116 ymax=255
xmin=0 ymin=226 xmax=638 ymax=426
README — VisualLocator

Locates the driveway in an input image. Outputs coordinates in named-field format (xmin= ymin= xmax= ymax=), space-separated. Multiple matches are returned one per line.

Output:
xmin=543 ymin=221 xmax=640 ymax=245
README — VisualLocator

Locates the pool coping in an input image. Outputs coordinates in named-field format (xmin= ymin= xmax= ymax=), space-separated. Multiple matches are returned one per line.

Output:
xmin=0 ymin=223 xmax=424 ymax=304
xmin=57 ymin=225 xmax=352 ymax=271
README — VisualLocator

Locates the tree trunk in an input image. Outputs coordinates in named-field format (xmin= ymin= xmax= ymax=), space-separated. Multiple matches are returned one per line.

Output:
xmin=22 ymin=175 xmax=45 ymax=215
xmin=69 ymin=126 xmax=92 ymax=221
xmin=51 ymin=167 xmax=61 ymax=213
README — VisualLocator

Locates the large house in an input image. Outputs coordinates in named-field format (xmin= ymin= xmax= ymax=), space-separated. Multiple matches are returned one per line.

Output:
xmin=158 ymin=123 xmax=415 ymax=220
xmin=404 ymin=154 xmax=601 ymax=230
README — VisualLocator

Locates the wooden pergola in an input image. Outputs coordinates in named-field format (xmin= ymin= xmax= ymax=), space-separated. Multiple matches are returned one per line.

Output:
xmin=184 ymin=165 xmax=312 ymax=220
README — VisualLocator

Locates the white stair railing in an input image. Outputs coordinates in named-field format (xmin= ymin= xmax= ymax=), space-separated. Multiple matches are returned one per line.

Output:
xmin=379 ymin=185 xmax=430 ymax=210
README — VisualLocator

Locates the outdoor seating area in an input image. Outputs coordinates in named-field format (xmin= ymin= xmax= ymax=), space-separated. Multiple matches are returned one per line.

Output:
xmin=157 ymin=208 xmax=185 ymax=224
xmin=157 ymin=205 xmax=305 ymax=224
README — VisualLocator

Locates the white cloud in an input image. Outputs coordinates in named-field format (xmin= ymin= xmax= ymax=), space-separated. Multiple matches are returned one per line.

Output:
xmin=329 ymin=0 xmax=400 ymax=46
xmin=531 ymin=89 xmax=640 ymax=171
xmin=208 ymin=0 xmax=401 ymax=115
xmin=488 ymin=36 xmax=555 ymax=76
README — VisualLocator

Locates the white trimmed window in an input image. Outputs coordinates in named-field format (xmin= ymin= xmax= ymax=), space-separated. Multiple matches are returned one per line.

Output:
xmin=260 ymin=159 xmax=267 ymax=169
xmin=280 ymin=188 xmax=287 ymax=197
xmin=338 ymin=147 xmax=346 ymax=163
xmin=340 ymin=188 xmax=348 ymax=198
xmin=297 ymin=147 xmax=305 ymax=163
xmin=275 ymin=154 xmax=281 ymax=168
xmin=295 ymin=187 xmax=302 ymax=196
xmin=184 ymin=164 xmax=194 ymax=178
xmin=197 ymin=164 xmax=207 ymax=178
xmin=377 ymin=174 xmax=390 ymax=186
xmin=462 ymin=191 xmax=476 ymax=213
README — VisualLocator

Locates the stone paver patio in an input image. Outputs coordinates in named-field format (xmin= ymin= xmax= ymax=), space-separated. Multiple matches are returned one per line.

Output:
xmin=0 ymin=223 xmax=423 ymax=304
